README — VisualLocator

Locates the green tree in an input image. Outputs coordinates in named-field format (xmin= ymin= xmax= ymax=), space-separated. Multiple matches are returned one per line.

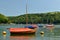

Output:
xmin=0 ymin=13 xmax=8 ymax=23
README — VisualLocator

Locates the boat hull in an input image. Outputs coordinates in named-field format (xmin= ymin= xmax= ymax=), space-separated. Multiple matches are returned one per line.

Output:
xmin=9 ymin=28 xmax=37 ymax=35
xmin=10 ymin=32 xmax=35 ymax=36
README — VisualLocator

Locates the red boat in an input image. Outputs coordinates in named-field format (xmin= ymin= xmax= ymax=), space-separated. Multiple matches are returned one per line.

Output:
xmin=9 ymin=1 xmax=38 ymax=35
xmin=10 ymin=28 xmax=36 ymax=33
xmin=9 ymin=24 xmax=38 ymax=35
xmin=9 ymin=28 xmax=37 ymax=35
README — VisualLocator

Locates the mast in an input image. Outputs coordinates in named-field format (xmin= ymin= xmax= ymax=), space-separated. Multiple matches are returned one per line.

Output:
xmin=26 ymin=0 xmax=28 ymax=25
xmin=31 ymin=17 xmax=33 ymax=24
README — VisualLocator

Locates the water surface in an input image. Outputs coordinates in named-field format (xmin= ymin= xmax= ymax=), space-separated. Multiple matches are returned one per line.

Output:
xmin=0 ymin=24 xmax=60 ymax=40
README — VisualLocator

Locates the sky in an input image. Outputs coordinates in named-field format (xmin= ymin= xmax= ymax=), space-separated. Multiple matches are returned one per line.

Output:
xmin=0 ymin=0 xmax=60 ymax=16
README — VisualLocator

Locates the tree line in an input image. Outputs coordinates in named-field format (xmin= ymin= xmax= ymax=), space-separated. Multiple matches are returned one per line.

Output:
xmin=0 ymin=11 xmax=60 ymax=24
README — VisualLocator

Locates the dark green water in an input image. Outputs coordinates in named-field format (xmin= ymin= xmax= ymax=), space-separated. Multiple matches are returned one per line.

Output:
xmin=0 ymin=24 xmax=60 ymax=40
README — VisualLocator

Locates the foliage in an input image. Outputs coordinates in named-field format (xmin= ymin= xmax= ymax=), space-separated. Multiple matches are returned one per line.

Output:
xmin=0 ymin=11 xmax=60 ymax=24
xmin=0 ymin=13 xmax=8 ymax=23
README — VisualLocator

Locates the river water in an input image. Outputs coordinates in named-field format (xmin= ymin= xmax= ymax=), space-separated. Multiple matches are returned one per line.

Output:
xmin=0 ymin=24 xmax=60 ymax=40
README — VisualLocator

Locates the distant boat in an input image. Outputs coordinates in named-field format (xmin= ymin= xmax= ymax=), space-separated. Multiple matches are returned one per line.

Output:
xmin=37 ymin=24 xmax=44 ymax=27
xmin=45 ymin=24 xmax=54 ymax=30
xmin=45 ymin=15 xmax=54 ymax=30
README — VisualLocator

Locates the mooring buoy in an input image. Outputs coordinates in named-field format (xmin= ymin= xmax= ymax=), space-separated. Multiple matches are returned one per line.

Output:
xmin=40 ymin=31 xmax=44 ymax=37
xmin=3 ymin=31 xmax=6 ymax=35
xmin=40 ymin=31 xmax=44 ymax=35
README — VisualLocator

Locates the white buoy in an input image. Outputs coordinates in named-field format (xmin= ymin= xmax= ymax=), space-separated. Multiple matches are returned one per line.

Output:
xmin=3 ymin=31 xmax=6 ymax=35
xmin=40 ymin=31 xmax=44 ymax=37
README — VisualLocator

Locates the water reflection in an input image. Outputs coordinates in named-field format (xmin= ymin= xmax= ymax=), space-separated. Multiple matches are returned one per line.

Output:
xmin=10 ymin=34 xmax=35 ymax=40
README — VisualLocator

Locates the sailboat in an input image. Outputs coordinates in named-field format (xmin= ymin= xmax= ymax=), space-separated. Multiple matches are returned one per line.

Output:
xmin=9 ymin=0 xmax=37 ymax=35
xmin=45 ymin=16 xmax=54 ymax=30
